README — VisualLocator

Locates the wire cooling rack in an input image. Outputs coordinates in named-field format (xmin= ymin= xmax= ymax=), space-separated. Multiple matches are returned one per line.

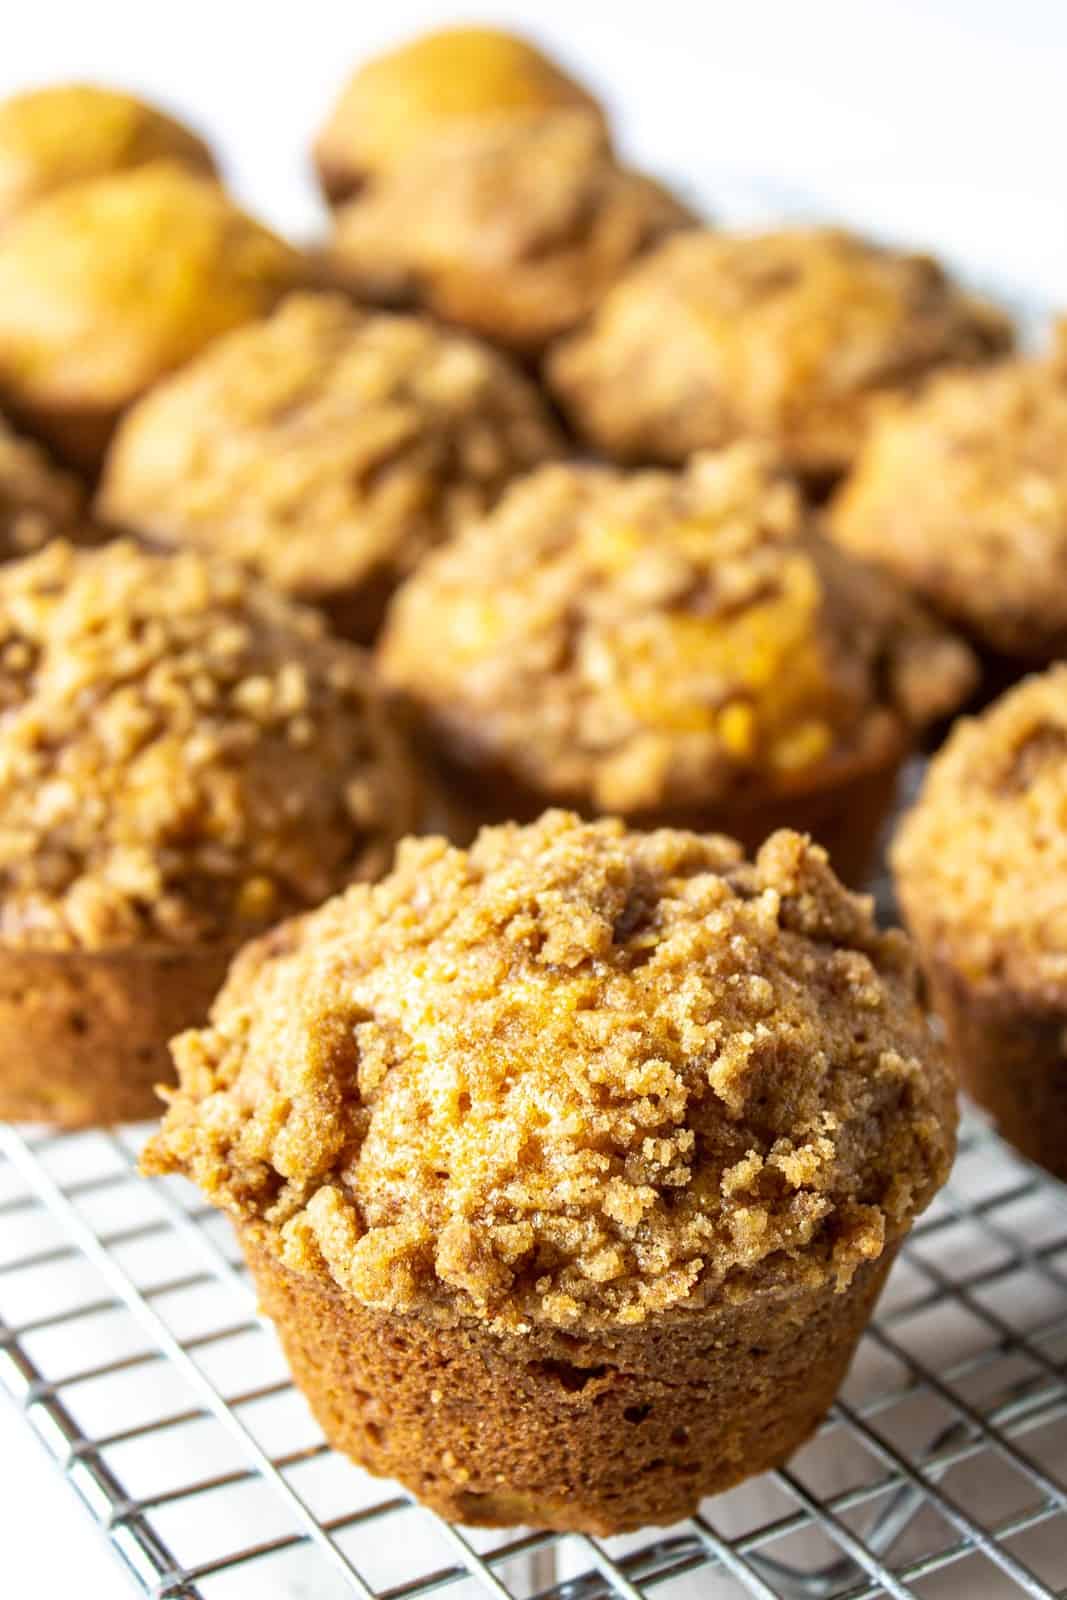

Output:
xmin=1 ymin=1103 xmax=1066 ymax=1600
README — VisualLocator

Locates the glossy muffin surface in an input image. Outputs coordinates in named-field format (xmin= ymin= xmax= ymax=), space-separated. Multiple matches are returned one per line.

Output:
xmin=547 ymin=227 xmax=1012 ymax=477
xmin=98 ymin=293 xmax=562 ymax=640
xmin=0 ymin=83 xmax=215 ymax=226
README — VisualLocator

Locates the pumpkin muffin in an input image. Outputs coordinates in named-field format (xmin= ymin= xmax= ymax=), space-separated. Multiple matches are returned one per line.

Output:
xmin=0 ymin=415 xmax=86 ymax=559
xmin=830 ymin=338 xmax=1067 ymax=668
xmin=546 ymin=227 xmax=1012 ymax=482
xmin=893 ymin=666 xmax=1067 ymax=1181
xmin=98 ymin=293 xmax=563 ymax=643
xmin=143 ymin=812 xmax=956 ymax=1533
xmin=326 ymin=111 xmax=694 ymax=355
xmin=0 ymin=162 xmax=304 ymax=470
xmin=0 ymin=84 xmax=216 ymax=228
xmin=0 ymin=538 xmax=419 ymax=1126
xmin=314 ymin=25 xmax=605 ymax=201
xmin=379 ymin=446 xmax=977 ymax=883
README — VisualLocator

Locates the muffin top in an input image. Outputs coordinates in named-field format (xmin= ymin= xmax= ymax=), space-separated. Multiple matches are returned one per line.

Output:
xmin=830 ymin=342 xmax=1067 ymax=660
xmin=893 ymin=666 xmax=1067 ymax=1006
xmin=546 ymin=227 xmax=1012 ymax=477
xmin=0 ymin=84 xmax=216 ymax=227
xmin=144 ymin=812 xmax=955 ymax=1332
xmin=98 ymin=293 xmax=563 ymax=639
xmin=380 ymin=447 xmax=977 ymax=815
xmin=327 ymin=111 xmax=694 ymax=354
xmin=0 ymin=416 xmax=85 ymax=560
xmin=314 ymin=26 xmax=605 ymax=200
xmin=0 ymin=163 xmax=303 ymax=464
xmin=0 ymin=539 xmax=418 ymax=953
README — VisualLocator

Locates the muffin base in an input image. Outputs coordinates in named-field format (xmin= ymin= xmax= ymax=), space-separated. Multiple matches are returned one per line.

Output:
xmin=926 ymin=959 xmax=1067 ymax=1183
xmin=244 ymin=1232 xmax=896 ymax=1534
xmin=0 ymin=941 xmax=235 ymax=1127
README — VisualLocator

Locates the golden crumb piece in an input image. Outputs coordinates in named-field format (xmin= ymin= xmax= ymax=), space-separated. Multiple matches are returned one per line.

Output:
xmin=379 ymin=446 xmax=976 ymax=824
xmin=98 ymin=293 xmax=563 ymax=641
xmin=0 ymin=83 xmax=216 ymax=226
xmin=830 ymin=340 xmax=1067 ymax=661
xmin=327 ymin=111 xmax=694 ymax=354
xmin=145 ymin=811 xmax=956 ymax=1332
xmin=547 ymin=227 xmax=1012 ymax=479
xmin=0 ymin=163 xmax=305 ymax=468
xmin=0 ymin=415 xmax=85 ymax=559
xmin=0 ymin=539 xmax=419 ymax=951
xmin=314 ymin=26 xmax=605 ymax=200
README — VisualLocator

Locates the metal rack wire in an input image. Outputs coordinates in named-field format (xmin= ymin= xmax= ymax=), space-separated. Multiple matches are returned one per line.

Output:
xmin=2 ymin=1094 xmax=1066 ymax=1599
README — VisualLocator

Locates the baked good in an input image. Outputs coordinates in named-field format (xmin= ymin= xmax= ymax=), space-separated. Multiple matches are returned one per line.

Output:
xmin=97 ymin=293 xmax=563 ymax=642
xmin=0 ymin=538 xmax=418 ymax=1126
xmin=0 ymin=84 xmax=215 ymax=227
xmin=143 ymin=811 xmax=956 ymax=1532
xmin=379 ymin=447 xmax=977 ymax=883
xmin=893 ymin=665 xmax=1067 ymax=1180
xmin=326 ymin=111 xmax=694 ymax=355
xmin=546 ymin=227 xmax=1012 ymax=482
xmin=314 ymin=25 xmax=605 ymax=201
xmin=830 ymin=338 xmax=1067 ymax=666
xmin=0 ymin=162 xmax=304 ymax=469
xmin=0 ymin=415 xmax=86 ymax=559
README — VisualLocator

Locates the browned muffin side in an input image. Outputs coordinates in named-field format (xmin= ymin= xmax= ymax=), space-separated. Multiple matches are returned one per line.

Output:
xmin=144 ymin=812 xmax=956 ymax=1531
xmin=97 ymin=293 xmax=564 ymax=642
xmin=0 ymin=415 xmax=86 ymax=559
xmin=314 ymin=25 xmax=606 ymax=201
xmin=0 ymin=539 xmax=419 ymax=1125
xmin=893 ymin=666 xmax=1067 ymax=1180
xmin=0 ymin=83 xmax=216 ymax=227
xmin=546 ymin=227 xmax=1012 ymax=482
xmin=0 ymin=163 xmax=304 ymax=469
xmin=379 ymin=446 xmax=977 ymax=883
xmin=326 ymin=111 xmax=695 ymax=355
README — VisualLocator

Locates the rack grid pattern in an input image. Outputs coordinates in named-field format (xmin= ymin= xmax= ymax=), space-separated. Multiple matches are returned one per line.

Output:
xmin=2 ymin=1105 xmax=1066 ymax=1600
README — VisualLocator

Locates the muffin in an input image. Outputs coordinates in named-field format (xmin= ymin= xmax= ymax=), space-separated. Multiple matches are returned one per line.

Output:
xmin=143 ymin=812 xmax=956 ymax=1533
xmin=0 ymin=415 xmax=86 ymax=559
xmin=830 ymin=338 xmax=1067 ymax=669
xmin=0 ymin=162 xmax=304 ymax=470
xmin=97 ymin=293 xmax=564 ymax=642
xmin=546 ymin=227 xmax=1013 ymax=482
xmin=0 ymin=539 xmax=419 ymax=1126
xmin=893 ymin=666 xmax=1067 ymax=1181
xmin=326 ymin=111 xmax=694 ymax=355
xmin=379 ymin=447 xmax=977 ymax=884
xmin=0 ymin=84 xmax=216 ymax=227
xmin=314 ymin=25 xmax=606 ymax=201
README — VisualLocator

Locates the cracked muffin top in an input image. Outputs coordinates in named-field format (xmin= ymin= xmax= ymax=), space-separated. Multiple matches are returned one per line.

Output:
xmin=0 ymin=84 xmax=216 ymax=227
xmin=379 ymin=447 xmax=977 ymax=816
xmin=0 ymin=416 xmax=85 ymax=560
xmin=546 ymin=227 xmax=1012 ymax=478
xmin=314 ymin=25 xmax=606 ymax=200
xmin=0 ymin=539 xmax=418 ymax=953
xmin=98 ymin=293 xmax=564 ymax=641
xmin=143 ymin=812 xmax=956 ymax=1332
xmin=327 ymin=111 xmax=694 ymax=354
xmin=893 ymin=666 xmax=1067 ymax=1006
xmin=830 ymin=340 xmax=1067 ymax=660
xmin=0 ymin=162 xmax=304 ymax=467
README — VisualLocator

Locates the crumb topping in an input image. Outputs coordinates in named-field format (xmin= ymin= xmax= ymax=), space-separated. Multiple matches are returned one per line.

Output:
xmin=379 ymin=447 xmax=977 ymax=814
xmin=98 ymin=293 xmax=562 ymax=611
xmin=830 ymin=344 xmax=1067 ymax=657
xmin=893 ymin=665 xmax=1067 ymax=1004
xmin=0 ymin=539 xmax=417 ymax=951
xmin=546 ymin=227 xmax=1012 ymax=475
xmin=328 ymin=111 xmax=693 ymax=352
xmin=144 ymin=812 xmax=956 ymax=1332
xmin=0 ymin=417 xmax=85 ymax=559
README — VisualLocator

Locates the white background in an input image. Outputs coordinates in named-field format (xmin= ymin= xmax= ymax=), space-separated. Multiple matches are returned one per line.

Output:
xmin=1 ymin=2 xmax=1065 ymax=1594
